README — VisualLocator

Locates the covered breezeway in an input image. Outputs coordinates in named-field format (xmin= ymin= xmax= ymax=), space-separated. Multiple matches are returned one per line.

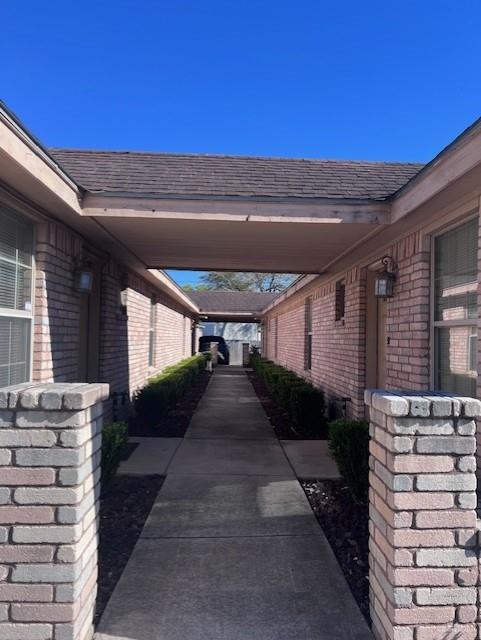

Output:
xmin=2 ymin=103 xmax=481 ymax=640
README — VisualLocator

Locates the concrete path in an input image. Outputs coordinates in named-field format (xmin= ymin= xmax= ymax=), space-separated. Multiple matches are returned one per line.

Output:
xmin=280 ymin=440 xmax=341 ymax=480
xmin=97 ymin=366 xmax=372 ymax=640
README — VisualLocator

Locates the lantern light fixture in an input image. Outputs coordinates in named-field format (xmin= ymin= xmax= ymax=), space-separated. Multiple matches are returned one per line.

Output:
xmin=72 ymin=257 xmax=94 ymax=294
xmin=375 ymin=255 xmax=396 ymax=299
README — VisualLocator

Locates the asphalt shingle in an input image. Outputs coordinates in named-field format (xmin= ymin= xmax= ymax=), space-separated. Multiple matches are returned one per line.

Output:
xmin=49 ymin=149 xmax=423 ymax=201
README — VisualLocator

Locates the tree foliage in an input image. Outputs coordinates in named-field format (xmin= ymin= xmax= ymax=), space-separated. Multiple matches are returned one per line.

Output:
xmin=183 ymin=272 xmax=296 ymax=292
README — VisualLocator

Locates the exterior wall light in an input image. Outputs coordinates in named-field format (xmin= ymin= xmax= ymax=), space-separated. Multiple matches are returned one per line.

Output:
xmin=375 ymin=256 xmax=396 ymax=298
xmin=73 ymin=258 xmax=94 ymax=293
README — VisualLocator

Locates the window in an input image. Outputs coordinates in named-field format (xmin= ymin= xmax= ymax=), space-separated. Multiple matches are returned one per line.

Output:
xmin=148 ymin=297 xmax=157 ymax=367
xmin=0 ymin=207 xmax=34 ymax=387
xmin=304 ymin=296 xmax=312 ymax=370
xmin=274 ymin=316 xmax=278 ymax=359
xmin=335 ymin=280 xmax=345 ymax=321
xmin=433 ymin=218 xmax=478 ymax=396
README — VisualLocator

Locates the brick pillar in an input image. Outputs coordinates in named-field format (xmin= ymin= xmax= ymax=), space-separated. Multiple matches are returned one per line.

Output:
xmin=0 ymin=382 xmax=109 ymax=640
xmin=365 ymin=390 xmax=480 ymax=640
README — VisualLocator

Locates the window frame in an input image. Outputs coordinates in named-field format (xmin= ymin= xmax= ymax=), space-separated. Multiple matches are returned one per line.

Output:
xmin=148 ymin=296 xmax=157 ymax=368
xmin=430 ymin=215 xmax=479 ymax=393
xmin=0 ymin=201 xmax=36 ymax=386
xmin=274 ymin=316 xmax=278 ymax=359
xmin=335 ymin=279 xmax=346 ymax=322
xmin=304 ymin=296 xmax=313 ymax=371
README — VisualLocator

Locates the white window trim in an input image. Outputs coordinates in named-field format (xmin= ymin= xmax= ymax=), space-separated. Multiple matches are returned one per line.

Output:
xmin=429 ymin=214 xmax=479 ymax=391
xmin=0 ymin=195 xmax=37 ymax=384
xmin=148 ymin=297 xmax=157 ymax=368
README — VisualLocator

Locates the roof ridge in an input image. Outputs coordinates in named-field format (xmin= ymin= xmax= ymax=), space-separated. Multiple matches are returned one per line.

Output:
xmin=49 ymin=147 xmax=424 ymax=167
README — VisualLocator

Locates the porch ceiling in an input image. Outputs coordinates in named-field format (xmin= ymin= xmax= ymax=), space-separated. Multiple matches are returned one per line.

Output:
xmin=83 ymin=196 xmax=386 ymax=273
xmin=90 ymin=215 xmax=382 ymax=273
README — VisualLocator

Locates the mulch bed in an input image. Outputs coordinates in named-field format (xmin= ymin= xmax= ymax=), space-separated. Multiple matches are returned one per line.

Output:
xmin=301 ymin=479 xmax=370 ymax=624
xmin=247 ymin=368 xmax=326 ymax=439
xmin=129 ymin=370 xmax=211 ymax=437
xmin=95 ymin=474 xmax=165 ymax=623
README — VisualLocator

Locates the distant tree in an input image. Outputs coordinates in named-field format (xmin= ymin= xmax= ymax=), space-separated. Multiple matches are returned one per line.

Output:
xmin=184 ymin=272 xmax=297 ymax=292
xmin=182 ymin=283 xmax=209 ymax=292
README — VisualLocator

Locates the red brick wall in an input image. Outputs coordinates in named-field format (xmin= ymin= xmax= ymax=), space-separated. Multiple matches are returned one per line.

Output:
xmin=32 ymin=217 xmax=195 ymax=420
xmin=383 ymin=236 xmax=430 ymax=390
xmin=124 ymin=272 xmax=194 ymax=395
xmin=263 ymin=231 xmax=431 ymax=420
xmin=33 ymin=221 xmax=83 ymax=383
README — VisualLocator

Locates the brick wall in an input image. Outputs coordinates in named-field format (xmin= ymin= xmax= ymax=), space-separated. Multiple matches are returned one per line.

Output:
xmin=383 ymin=235 xmax=430 ymax=391
xmin=0 ymin=382 xmax=109 ymax=640
xmin=32 ymin=217 xmax=195 ymax=421
xmin=366 ymin=390 xmax=480 ymax=640
xmin=124 ymin=272 xmax=194 ymax=397
xmin=34 ymin=222 xmax=83 ymax=384
xmin=263 ymin=231 xmax=430 ymax=419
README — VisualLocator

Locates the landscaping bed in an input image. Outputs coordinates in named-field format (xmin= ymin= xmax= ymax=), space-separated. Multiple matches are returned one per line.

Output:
xmin=247 ymin=368 xmax=326 ymax=439
xmin=301 ymin=478 xmax=370 ymax=624
xmin=130 ymin=370 xmax=211 ymax=437
xmin=96 ymin=474 xmax=165 ymax=623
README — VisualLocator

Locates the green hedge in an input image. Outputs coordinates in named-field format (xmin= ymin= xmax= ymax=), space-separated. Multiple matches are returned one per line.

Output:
xmin=328 ymin=419 xmax=369 ymax=504
xmin=101 ymin=421 xmax=128 ymax=489
xmin=134 ymin=354 xmax=208 ymax=427
xmin=250 ymin=354 xmax=326 ymax=434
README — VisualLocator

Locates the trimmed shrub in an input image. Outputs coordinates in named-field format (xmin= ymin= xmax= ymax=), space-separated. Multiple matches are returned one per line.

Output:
xmin=290 ymin=383 xmax=325 ymax=432
xmin=134 ymin=353 xmax=208 ymax=427
xmin=101 ymin=421 xmax=128 ymax=489
xmin=328 ymin=419 xmax=369 ymax=504
xmin=250 ymin=355 xmax=326 ymax=435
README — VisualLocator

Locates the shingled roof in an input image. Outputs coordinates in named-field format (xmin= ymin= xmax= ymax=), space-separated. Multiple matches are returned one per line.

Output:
xmin=188 ymin=291 xmax=279 ymax=313
xmin=49 ymin=149 xmax=423 ymax=201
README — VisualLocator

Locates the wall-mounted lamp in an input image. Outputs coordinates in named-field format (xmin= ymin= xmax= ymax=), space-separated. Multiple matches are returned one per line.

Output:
xmin=119 ymin=272 xmax=128 ymax=314
xmin=375 ymin=256 xmax=396 ymax=299
xmin=73 ymin=257 xmax=93 ymax=293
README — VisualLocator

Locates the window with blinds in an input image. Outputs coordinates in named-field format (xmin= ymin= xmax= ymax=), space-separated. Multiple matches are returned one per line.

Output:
xmin=0 ymin=207 xmax=34 ymax=387
xmin=148 ymin=297 xmax=157 ymax=367
xmin=433 ymin=218 xmax=478 ymax=396
xmin=304 ymin=296 xmax=313 ymax=370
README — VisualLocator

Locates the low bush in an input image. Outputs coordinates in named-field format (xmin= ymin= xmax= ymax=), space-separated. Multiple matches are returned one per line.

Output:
xmin=328 ymin=419 xmax=369 ymax=504
xmin=290 ymin=384 xmax=325 ymax=432
xmin=134 ymin=353 xmax=208 ymax=427
xmin=101 ymin=421 xmax=128 ymax=489
xmin=250 ymin=354 xmax=326 ymax=435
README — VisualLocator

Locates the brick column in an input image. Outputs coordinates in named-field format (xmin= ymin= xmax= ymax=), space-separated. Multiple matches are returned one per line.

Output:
xmin=0 ymin=382 xmax=109 ymax=640
xmin=366 ymin=390 xmax=480 ymax=640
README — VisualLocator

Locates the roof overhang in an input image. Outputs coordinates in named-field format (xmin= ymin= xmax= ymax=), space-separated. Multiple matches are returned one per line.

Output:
xmin=0 ymin=104 xmax=198 ymax=314
xmin=391 ymin=117 xmax=481 ymax=222
xmin=198 ymin=311 xmax=262 ymax=323
xmin=81 ymin=193 xmax=389 ymax=273
xmin=2 ymin=100 xmax=481 ymax=290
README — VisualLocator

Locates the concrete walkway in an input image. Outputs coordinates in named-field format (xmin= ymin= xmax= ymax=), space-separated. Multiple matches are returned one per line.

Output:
xmin=97 ymin=367 xmax=372 ymax=640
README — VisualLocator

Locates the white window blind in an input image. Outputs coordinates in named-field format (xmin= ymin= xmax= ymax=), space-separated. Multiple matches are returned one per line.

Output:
xmin=0 ymin=207 xmax=34 ymax=387
xmin=433 ymin=218 xmax=478 ymax=396
xmin=148 ymin=297 xmax=157 ymax=367
xmin=304 ymin=296 xmax=313 ymax=370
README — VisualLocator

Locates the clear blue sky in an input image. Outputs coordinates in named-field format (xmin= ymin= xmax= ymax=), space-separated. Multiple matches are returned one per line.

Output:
xmin=3 ymin=1 xmax=480 ymax=286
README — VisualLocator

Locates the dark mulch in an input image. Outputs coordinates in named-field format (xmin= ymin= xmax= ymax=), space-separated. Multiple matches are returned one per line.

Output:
xmin=247 ymin=369 xmax=326 ymax=439
xmin=95 ymin=474 xmax=165 ymax=623
xmin=301 ymin=478 xmax=370 ymax=624
xmin=129 ymin=370 xmax=211 ymax=437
